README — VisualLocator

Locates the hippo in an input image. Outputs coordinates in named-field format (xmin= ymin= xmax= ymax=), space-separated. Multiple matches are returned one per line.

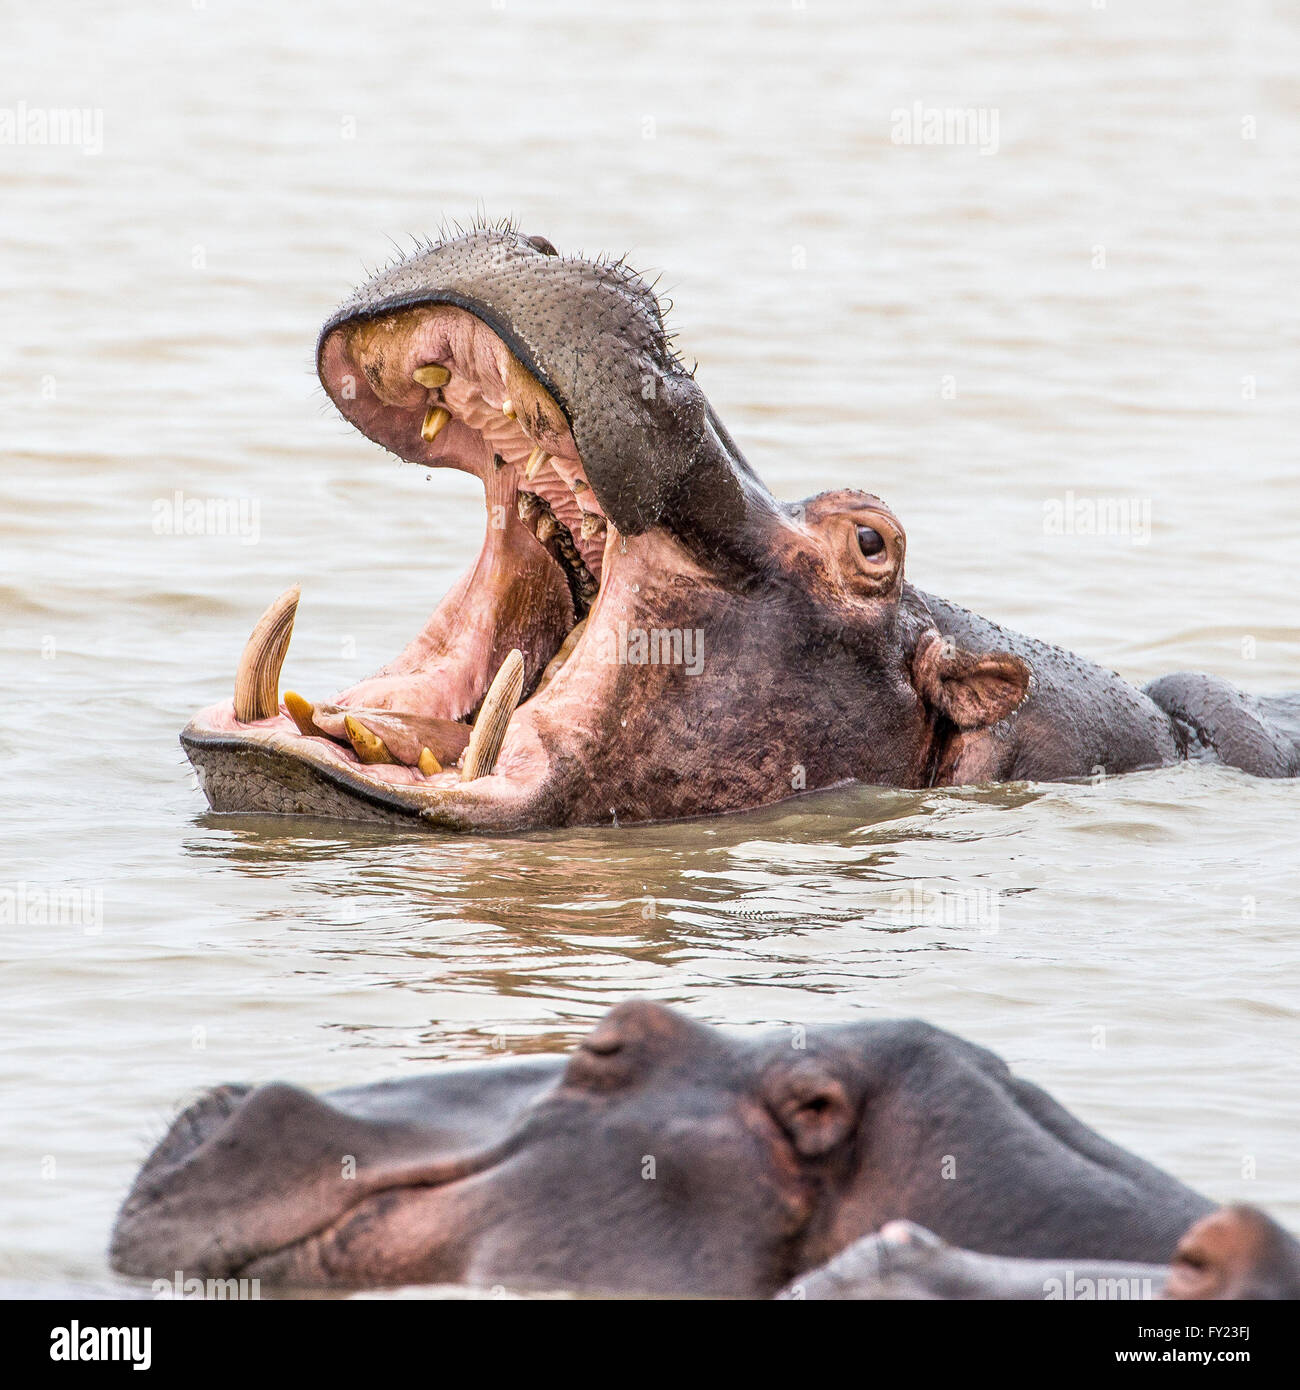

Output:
xmin=180 ymin=224 xmax=1299 ymax=829
xmin=780 ymin=1206 xmax=1300 ymax=1301
xmin=111 ymin=1000 xmax=1221 ymax=1296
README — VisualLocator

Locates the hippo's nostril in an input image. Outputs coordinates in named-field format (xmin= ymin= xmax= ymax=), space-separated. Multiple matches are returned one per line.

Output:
xmin=523 ymin=234 xmax=559 ymax=256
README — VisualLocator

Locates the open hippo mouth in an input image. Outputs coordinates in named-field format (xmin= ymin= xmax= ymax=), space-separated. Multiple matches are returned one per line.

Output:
xmin=182 ymin=223 xmax=1035 ymax=830
xmin=182 ymin=225 xmax=783 ymax=830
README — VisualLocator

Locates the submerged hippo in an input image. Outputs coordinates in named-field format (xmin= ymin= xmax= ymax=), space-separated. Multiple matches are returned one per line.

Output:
xmin=181 ymin=225 xmax=1299 ymax=829
xmin=113 ymin=1000 xmax=1221 ymax=1296
xmin=781 ymin=1206 xmax=1300 ymax=1301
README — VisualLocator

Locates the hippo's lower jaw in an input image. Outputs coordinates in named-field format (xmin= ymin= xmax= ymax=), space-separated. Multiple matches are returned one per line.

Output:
xmin=180 ymin=518 xmax=663 ymax=834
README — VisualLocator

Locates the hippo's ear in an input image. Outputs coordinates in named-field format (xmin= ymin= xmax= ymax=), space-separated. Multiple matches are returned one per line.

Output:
xmin=765 ymin=1060 xmax=855 ymax=1159
xmin=911 ymin=630 xmax=1031 ymax=731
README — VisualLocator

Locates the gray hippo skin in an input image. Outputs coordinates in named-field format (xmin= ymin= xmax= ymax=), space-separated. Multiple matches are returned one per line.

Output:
xmin=180 ymin=224 xmax=1300 ymax=829
xmin=111 ymin=1001 xmax=1216 ymax=1296
xmin=781 ymin=1206 xmax=1300 ymax=1301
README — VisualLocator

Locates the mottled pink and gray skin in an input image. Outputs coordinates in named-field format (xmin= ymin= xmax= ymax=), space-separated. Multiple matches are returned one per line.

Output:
xmin=180 ymin=226 xmax=1300 ymax=830
xmin=111 ymin=1000 xmax=1217 ymax=1297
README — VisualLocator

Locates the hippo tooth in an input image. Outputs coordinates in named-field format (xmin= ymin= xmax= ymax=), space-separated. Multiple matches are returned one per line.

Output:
xmin=233 ymin=585 xmax=300 ymax=722
xmin=421 ymin=406 xmax=451 ymax=442
xmin=534 ymin=617 xmax=588 ymax=696
xmin=411 ymin=364 xmax=450 ymax=388
xmin=417 ymin=746 xmax=441 ymax=776
xmin=502 ymin=398 xmax=516 ymax=419
xmin=572 ymin=477 xmax=588 ymax=492
xmin=461 ymin=649 xmax=525 ymax=781
xmin=343 ymin=715 xmax=395 ymax=765
xmin=535 ymin=513 xmax=559 ymax=543
xmin=516 ymin=491 xmax=541 ymax=528
xmin=283 ymin=689 xmax=323 ymax=737
xmin=580 ymin=511 xmax=606 ymax=540
xmin=524 ymin=447 xmax=550 ymax=481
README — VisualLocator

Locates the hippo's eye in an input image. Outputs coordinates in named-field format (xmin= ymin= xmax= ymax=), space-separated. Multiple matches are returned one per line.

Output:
xmin=856 ymin=526 xmax=886 ymax=560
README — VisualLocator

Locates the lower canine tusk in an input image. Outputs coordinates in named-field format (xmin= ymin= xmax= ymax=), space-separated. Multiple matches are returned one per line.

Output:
xmin=461 ymin=649 xmax=525 ymax=781
xmin=233 ymin=585 xmax=300 ymax=722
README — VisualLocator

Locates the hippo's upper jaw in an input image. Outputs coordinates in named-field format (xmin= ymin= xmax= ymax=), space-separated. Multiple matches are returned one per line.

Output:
xmin=181 ymin=225 xmax=1035 ymax=830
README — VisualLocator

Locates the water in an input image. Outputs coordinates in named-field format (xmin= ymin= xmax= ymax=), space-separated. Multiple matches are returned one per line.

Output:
xmin=2 ymin=0 xmax=1298 ymax=1292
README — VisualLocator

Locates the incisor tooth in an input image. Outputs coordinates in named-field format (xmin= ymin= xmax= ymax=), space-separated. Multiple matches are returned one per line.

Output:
xmin=580 ymin=511 xmax=606 ymax=540
xmin=417 ymin=747 xmax=441 ymax=776
xmin=421 ymin=406 xmax=451 ymax=442
xmin=502 ymin=398 xmax=516 ymax=419
xmin=524 ymin=447 xmax=550 ymax=481
xmin=344 ymin=715 xmax=395 ymax=764
xmin=461 ymin=649 xmax=525 ymax=781
xmin=233 ymin=585 xmax=300 ymax=723
xmin=412 ymin=364 xmax=451 ymax=388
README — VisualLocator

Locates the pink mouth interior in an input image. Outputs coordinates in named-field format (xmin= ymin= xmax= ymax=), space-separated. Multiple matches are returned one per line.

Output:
xmin=208 ymin=305 xmax=619 ymax=790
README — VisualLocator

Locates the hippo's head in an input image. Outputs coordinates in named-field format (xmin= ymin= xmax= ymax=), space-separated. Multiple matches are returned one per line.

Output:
xmin=111 ymin=1001 xmax=1206 ymax=1295
xmin=181 ymin=226 xmax=1030 ymax=829
xmin=779 ymin=1206 xmax=1300 ymax=1301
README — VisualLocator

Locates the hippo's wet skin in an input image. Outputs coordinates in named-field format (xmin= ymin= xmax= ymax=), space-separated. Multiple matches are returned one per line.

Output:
xmin=112 ymin=1001 xmax=1222 ymax=1296
xmin=780 ymin=1205 xmax=1300 ymax=1301
xmin=180 ymin=225 xmax=1300 ymax=830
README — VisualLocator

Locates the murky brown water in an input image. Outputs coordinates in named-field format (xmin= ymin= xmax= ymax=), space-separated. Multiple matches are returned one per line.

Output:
xmin=3 ymin=0 xmax=1298 ymax=1292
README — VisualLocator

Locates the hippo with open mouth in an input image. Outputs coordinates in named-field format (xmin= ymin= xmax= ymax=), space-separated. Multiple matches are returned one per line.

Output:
xmin=181 ymin=225 xmax=1300 ymax=829
xmin=112 ymin=1000 xmax=1225 ymax=1297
